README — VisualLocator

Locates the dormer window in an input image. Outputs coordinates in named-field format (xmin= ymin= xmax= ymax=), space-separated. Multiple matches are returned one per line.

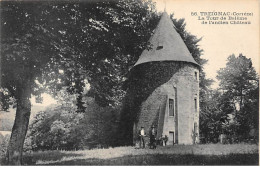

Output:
xmin=157 ymin=42 xmax=163 ymax=50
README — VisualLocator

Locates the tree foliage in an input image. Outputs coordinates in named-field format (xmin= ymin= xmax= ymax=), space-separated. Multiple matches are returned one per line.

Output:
xmin=199 ymin=90 xmax=223 ymax=143
xmin=27 ymin=90 xmax=120 ymax=151
xmin=40 ymin=0 xmax=159 ymax=108
xmin=0 ymin=133 xmax=10 ymax=159
xmin=1 ymin=0 xmax=159 ymax=110
xmin=1 ymin=0 xmax=159 ymax=164
xmin=217 ymin=54 xmax=259 ymax=138
xmin=200 ymin=54 xmax=259 ymax=143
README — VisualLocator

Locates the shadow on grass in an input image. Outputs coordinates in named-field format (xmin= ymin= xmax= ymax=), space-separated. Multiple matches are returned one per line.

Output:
xmin=0 ymin=151 xmax=83 ymax=165
xmin=41 ymin=153 xmax=259 ymax=166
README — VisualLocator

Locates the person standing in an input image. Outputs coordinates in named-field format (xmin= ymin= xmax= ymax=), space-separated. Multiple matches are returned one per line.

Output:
xmin=150 ymin=125 xmax=156 ymax=149
xmin=164 ymin=135 xmax=168 ymax=146
xmin=159 ymin=135 xmax=164 ymax=146
xmin=139 ymin=127 xmax=146 ymax=148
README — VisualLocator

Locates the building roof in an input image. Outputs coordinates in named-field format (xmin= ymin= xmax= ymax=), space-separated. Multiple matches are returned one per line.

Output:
xmin=134 ymin=12 xmax=199 ymax=67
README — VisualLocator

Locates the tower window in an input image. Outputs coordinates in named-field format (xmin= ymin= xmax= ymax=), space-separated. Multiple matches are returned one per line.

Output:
xmin=194 ymin=122 xmax=198 ymax=132
xmin=194 ymin=98 xmax=197 ymax=112
xmin=194 ymin=122 xmax=198 ymax=136
xmin=195 ymin=71 xmax=198 ymax=80
xmin=169 ymin=99 xmax=174 ymax=116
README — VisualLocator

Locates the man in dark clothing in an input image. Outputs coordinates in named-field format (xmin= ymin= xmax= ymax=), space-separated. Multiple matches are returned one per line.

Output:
xmin=139 ymin=127 xmax=146 ymax=148
xmin=150 ymin=125 xmax=156 ymax=149
xmin=164 ymin=135 xmax=168 ymax=146
xmin=160 ymin=135 xmax=164 ymax=146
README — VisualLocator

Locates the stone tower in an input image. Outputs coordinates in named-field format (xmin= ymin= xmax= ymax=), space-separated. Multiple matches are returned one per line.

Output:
xmin=121 ymin=12 xmax=200 ymax=145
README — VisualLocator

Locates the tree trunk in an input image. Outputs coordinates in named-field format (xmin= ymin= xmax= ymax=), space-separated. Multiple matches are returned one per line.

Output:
xmin=6 ymin=83 xmax=31 ymax=165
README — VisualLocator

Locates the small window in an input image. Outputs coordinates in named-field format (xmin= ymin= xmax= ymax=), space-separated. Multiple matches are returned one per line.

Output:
xmin=194 ymin=122 xmax=198 ymax=133
xmin=169 ymin=99 xmax=174 ymax=116
xmin=157 ymin=45 xmax=163 ymax=50
xmin=194 ymin=98 xmax=197 ymax=112
xmin=157 ymin=42 xmax=163 ymax=50
xmin=195 ymin=71 xmax=198 ymax=80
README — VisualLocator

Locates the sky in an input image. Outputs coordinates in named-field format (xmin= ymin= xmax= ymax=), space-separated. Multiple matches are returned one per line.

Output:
xmin=154 ymin=0 xmax=259 ymax=88
xmin=32 ymin=0 xmax=260 ymax=106
xmin=31 ymin=93 xmax=57 ymax=106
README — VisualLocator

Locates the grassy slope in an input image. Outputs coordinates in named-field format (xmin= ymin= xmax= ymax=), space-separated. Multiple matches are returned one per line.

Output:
xmin=16 ymin=144 xmax=259 ymax=166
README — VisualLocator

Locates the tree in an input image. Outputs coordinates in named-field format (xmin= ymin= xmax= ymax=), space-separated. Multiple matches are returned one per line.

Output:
xmin=28 ymin=103 xmax=84 ymax=151
xmin=50 ymin=0 xmax=159 ymax=107
xmin=1 ymin=0 xmax=159 ymax=164
xmin=1 ymin=2 xmax=66 ymax=164
xmin=217 ymin=54 xmax=259 ymax=139
xmin=199 ymin=90 xmax=222 ymax=143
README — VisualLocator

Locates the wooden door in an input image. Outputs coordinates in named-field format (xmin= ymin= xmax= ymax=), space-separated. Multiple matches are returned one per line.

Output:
xmin=169 ymin=132 xmax=174 ymax=145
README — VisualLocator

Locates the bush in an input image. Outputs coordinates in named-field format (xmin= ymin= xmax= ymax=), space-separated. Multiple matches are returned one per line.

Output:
xmin=0 ymin=133 xmax=10 ymax=159
xmin=27 ymin=97 xmax=121 ymax=151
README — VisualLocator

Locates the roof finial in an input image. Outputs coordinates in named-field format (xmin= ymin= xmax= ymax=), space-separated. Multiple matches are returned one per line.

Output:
xmin=164 ymin=0 xmax=167 ymax=12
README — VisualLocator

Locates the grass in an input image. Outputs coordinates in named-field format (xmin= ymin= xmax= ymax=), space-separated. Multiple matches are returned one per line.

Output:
xmin=44 ymin=153 xmax=259 ymax=166
xmin=1 ymin=143 xmax=259 ymax=165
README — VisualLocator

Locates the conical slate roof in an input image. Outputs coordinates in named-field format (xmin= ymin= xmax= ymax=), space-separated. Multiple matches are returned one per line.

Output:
xmin=134 ymin=12 xmax=199 ymax=67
